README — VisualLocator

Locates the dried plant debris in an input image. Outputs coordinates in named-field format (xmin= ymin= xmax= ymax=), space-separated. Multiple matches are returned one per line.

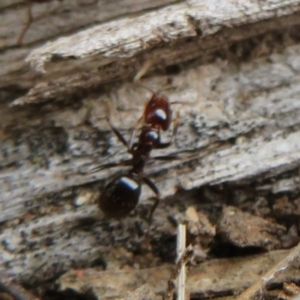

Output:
xmin=0 ymin=274 xmax=40 ymax=300
xmin=185 ymin=206 xmax=216 ymax=261
xmin=218 ymin=206 xmax=286 ymax=250
xmin=186 ymin=206 xmax=216 ymax=245
xmin=281 ymin=224 xmax=300 ymax=249
xmin=56 ymin=249 xmax=300 ymax=299
xmin=273 ymin=196 xmax=298 ymax=217
xmin=278 ymin=282 xmax=300 ymax=300
xmin=164 ymin=244 xmax=194 ymax=300
xmin=123 ymin=284 xmax=159 ymax=300
xmin=237 ymin=242 xmax=300 ymax=300
xmin=57 ymin=267 xmax=171 ymax=300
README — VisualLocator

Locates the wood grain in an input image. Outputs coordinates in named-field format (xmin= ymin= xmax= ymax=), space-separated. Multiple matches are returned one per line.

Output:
xmin=1 ymin=0 xmax=300 ymax=289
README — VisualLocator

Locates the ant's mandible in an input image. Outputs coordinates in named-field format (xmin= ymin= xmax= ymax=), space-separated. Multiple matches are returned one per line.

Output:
xmin=17 ymin=0 xmax=63 ymax=45
xmin=97 ymin=87 xmax=180 ymax=226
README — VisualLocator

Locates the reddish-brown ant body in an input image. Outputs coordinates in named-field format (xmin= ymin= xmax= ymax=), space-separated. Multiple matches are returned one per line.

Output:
xmin=144 ymin=93 xmax=172 ymax=131
xmin=98 ymin=90 xmax=179 ymax=224
xmin=17 ymin=0 xmax=63 ymax=45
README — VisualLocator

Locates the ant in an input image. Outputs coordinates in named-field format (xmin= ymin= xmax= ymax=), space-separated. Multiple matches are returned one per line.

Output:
xmin=97 ymin=86 xmax=180 ymax=227
xmin=17 ymin=0 xmax=63 ymax=45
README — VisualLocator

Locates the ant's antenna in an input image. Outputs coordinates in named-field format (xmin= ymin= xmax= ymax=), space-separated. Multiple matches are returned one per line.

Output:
xmin=133 ymin=61 xmax=158 ymax=96
xmin=133 ymin=60 xmax=153 ymax=82
xmin=136 ymin=83 xmax=157 ymax=97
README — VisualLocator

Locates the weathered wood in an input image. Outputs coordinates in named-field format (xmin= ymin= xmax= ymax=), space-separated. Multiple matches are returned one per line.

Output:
xmin=26 ymin=0 xmax=300 ymax=72
xmin=56 ymin=249 xmax=300 ymax=299
xmin=0 ymin=0 xmax=177 ymax=89
xmin=2 ymin=41 xmax=300 ymax=283
xmin=1 ymin=0 xmax=300 ymax=291
xmin=1 ymin=0 xmax=300 ymax=105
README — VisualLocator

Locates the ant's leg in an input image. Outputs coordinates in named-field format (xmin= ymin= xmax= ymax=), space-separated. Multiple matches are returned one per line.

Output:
xmin=171 ymin=110 xmax=180 ymax=143
xmin=106 ymin=117 xmax=129 ymax=149
xmin=17 ymin=1 xmax=33 ymax=45
xmin=152 ymin=155 xmax=180 ymax=161
xmin=142 ymin=177 xmax=161 ymax=227
xmin=128 ymin=115 xmax=143 ymax=149
xmin=104 ymin=100 xmax=130 ymax=150
xmin=89 ymin=159 xmax=132 ymax=173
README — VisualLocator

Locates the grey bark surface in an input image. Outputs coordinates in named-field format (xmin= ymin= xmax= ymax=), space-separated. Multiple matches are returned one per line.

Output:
xmin=1 ymin=0 xmax=300 ymax=293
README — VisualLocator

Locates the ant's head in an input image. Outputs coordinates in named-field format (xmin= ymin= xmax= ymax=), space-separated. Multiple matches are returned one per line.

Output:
xmin=144 ymin=94 xmax=172 ymax=131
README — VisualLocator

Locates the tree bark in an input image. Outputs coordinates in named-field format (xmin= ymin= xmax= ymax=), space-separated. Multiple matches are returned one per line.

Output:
xmin=1 ymin=0 xmax=300 ymax=294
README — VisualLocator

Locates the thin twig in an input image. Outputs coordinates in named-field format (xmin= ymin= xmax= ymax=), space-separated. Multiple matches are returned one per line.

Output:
xmin=164 ymin=225 xmax=193 ymax=300
xmin=177 ymin=223 xmax=186 ymax=300
xmin=237 ymin=242 xmax=300 ymax=300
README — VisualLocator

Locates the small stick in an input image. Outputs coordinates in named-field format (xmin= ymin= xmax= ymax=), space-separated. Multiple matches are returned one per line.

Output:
xmin=177 ymin=223 xmax=187 ymax=300
xmin=165 ymin=225 xmax=193 ymax=300
xmin=0 ymin=273 xmax=40 ymax=300
xmin=237 ymin=242 xmax=300 ymax=300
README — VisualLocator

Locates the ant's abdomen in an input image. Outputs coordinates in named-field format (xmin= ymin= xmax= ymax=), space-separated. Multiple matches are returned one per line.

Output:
xmin=99 ymin=175 xmax=141 ymax=218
